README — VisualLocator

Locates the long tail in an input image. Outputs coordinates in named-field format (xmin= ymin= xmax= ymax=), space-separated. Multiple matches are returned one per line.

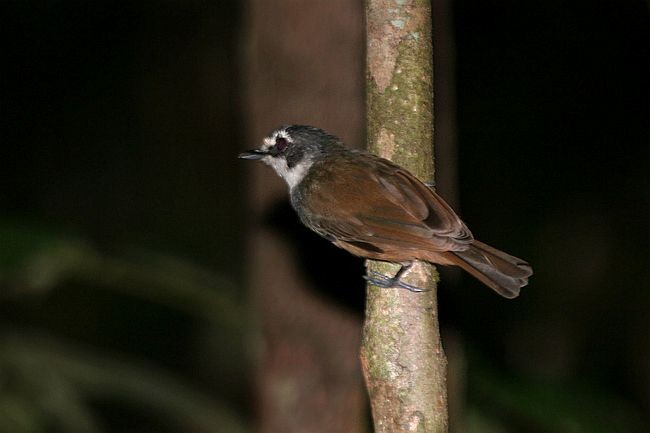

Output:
xmin=447 ymin=240 xmax=533 ymax=298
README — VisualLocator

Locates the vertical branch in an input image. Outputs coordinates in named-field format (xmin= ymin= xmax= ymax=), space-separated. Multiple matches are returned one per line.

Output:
xmin=361 ymin=1 xmax=448 ymax=432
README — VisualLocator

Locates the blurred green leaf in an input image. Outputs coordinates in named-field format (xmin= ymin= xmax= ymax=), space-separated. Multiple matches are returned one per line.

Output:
xmin=0 ymin=222 xmax=245 ymax=328
xmin=0 ymin=222 xmax=250 ymax=432
xmin=0 ymin=331 xmax=248 ymax=433
xmin=0 ymin=223 xmax=64 ymax=269
xmin=470 ymin=360 xmax=646 ymax=433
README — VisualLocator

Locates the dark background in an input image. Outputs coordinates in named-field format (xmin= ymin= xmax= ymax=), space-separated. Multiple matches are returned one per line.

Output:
xmin=1 ymin=1 xmax=648 ymax=432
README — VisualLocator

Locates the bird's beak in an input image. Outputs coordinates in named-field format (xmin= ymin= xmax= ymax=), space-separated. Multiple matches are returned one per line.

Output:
xmin=238 ymin=149 xmax=268 ymax=160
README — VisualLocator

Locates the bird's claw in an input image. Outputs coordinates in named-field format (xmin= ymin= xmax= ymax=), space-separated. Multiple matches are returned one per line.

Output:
xmin=363 ymin=270 xmax=428 ymax=293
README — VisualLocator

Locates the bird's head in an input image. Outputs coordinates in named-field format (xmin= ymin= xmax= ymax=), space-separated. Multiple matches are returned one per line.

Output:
xmin=238 ymin=125 xmax=343 ymax=189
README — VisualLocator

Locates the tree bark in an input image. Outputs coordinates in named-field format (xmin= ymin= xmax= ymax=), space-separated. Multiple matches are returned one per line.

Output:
xmin=361 ymin=1 xmax=448 ymax=432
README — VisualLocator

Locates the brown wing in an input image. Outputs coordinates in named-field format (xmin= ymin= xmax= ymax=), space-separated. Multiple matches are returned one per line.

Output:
xmin=294 ymin=151 xmax=473 ymax=259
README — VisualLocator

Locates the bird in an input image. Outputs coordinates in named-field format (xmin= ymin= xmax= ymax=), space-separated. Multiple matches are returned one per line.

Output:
xmin=239 ymin=125 xmax=532 ymax=298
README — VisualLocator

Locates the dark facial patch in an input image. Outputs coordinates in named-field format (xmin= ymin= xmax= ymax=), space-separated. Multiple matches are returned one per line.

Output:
xmin=286 ymin=147 xmax=304 ymax=168
xmin=267 ymin=136 xmax=289 ymax=157
xmin=275 ymin=136 xmax=288 ymax=152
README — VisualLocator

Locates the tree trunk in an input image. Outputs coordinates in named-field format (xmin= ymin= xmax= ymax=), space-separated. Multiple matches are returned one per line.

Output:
xmin=361 ymin=1 xmax=449 ymax=432
xmin=241 ymin=1 xmax=367 ymax=432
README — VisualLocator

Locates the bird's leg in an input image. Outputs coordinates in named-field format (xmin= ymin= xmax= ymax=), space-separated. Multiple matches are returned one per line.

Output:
xmin=364 ymin=262 xmax=429 ymax=292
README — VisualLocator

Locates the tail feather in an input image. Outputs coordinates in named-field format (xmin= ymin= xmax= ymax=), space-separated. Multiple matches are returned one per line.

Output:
xmin=448 ymin=240 xmax=533 ymax=299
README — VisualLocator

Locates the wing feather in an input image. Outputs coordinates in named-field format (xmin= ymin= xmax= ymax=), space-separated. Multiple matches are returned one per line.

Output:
xmin=293 ymin=151 xmax=473 ymax=256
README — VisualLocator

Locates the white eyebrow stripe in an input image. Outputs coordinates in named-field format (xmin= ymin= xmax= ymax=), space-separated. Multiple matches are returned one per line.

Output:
xmin=261 ymin=129 xmax=293 ymax=151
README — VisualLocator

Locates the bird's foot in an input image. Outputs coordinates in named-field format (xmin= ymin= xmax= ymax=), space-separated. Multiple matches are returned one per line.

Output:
xmin=363 ymin=267 xmax=429 ymax=293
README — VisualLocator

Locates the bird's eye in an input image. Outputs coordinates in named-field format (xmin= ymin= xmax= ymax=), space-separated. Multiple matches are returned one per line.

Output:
xmin=275 ymin=137 xmax=288 ymax=152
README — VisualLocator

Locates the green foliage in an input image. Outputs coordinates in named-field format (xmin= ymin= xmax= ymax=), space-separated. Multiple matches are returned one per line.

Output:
xmin=467 ymin=358 xmax=646 ymax=433
xmin=0 ymin=333 xmax=246 ymax=433
xmin=0 ymin=221 xmax=249 ymax=433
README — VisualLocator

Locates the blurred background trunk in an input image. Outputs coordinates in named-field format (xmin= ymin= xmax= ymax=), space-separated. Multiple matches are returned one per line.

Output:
xmin=241 ymin=1 xmax=367 ymax=432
